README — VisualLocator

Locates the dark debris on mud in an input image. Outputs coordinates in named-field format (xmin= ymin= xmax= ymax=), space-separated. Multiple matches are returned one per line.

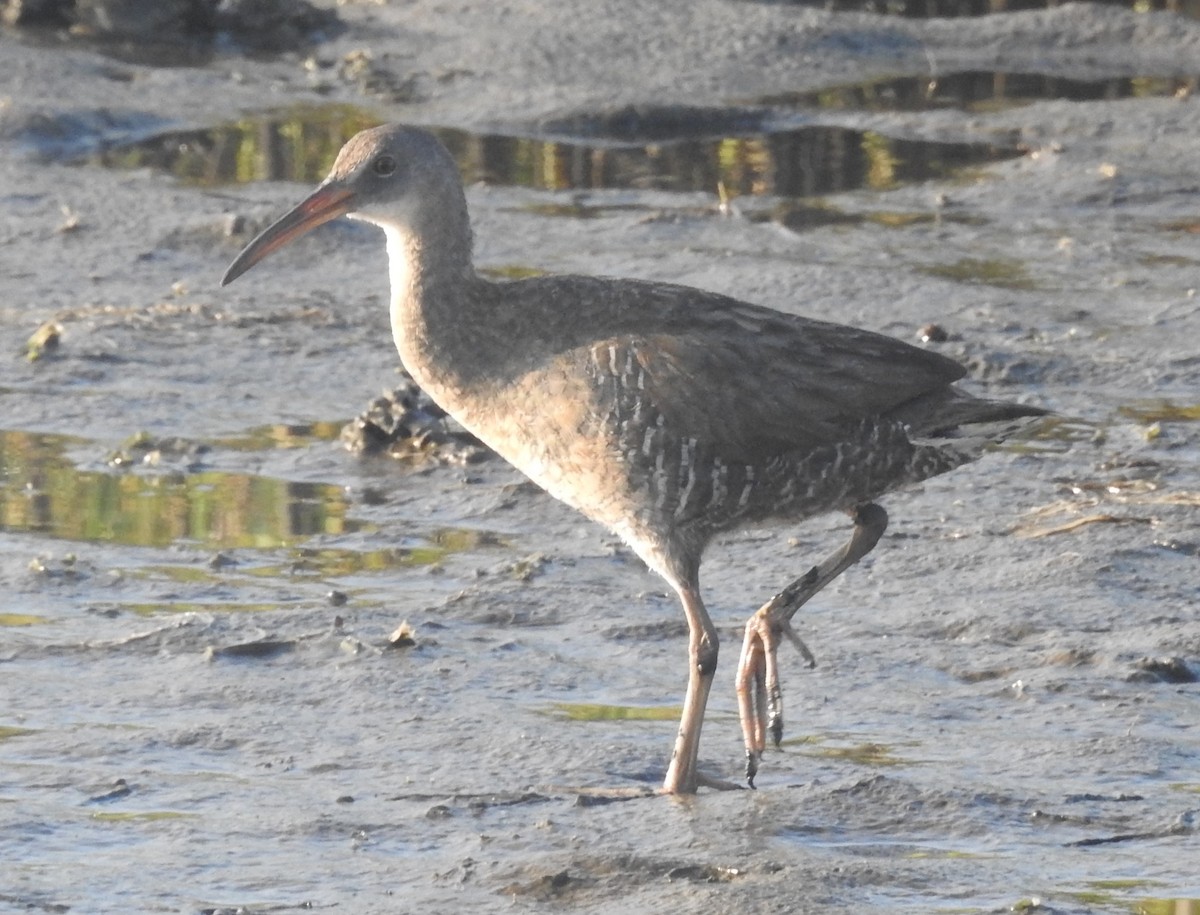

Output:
xmin=340 ymin=378 xmax=491 ymax=466
xmin=1129 ymin=655 xmax=1197 ymax=683
xmin=106 ymin=431 xmax=209 ymax=470
xmin=497 ymin=853 xmax=748 ymax=902
xmin=2 ymin=0 xmax=343 ymax=53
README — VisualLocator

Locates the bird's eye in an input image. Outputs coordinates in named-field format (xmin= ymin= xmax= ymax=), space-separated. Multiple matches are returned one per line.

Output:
xmin=373 ymin=155 xmax=397 ymax=176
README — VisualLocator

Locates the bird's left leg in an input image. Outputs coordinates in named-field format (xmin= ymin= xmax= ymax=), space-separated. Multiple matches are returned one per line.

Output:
xmin=735 ymin=502 xmax=888 ymax=786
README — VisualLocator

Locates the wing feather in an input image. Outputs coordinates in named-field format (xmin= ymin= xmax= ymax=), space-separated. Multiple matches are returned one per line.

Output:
xmin=497 ymin=274 xmax=967 ymax=464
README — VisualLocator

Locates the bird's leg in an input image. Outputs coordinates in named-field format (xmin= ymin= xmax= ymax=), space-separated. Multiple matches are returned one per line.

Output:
xmin=735 ymin=502 xmax=888 ymax=785
xmin=662 ymin=584 xmax=720 ymax=795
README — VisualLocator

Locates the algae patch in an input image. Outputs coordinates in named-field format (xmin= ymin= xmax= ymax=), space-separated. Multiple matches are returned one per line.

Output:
xmin=919 ymin=257 xmax=1036 ymax=290
xmin=545 ymin=703 xmax=681 ymax=722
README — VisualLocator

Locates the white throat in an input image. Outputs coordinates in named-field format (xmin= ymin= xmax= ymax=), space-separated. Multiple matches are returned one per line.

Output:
xmin=373 ymin=221 xmax=418 ymax=362
xmin=381 ymin=223 xmax=416 ymax=302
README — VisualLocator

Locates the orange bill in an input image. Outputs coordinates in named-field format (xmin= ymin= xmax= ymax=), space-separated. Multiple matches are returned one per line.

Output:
xmin=221 ymin=184 xmax=356 ymax=286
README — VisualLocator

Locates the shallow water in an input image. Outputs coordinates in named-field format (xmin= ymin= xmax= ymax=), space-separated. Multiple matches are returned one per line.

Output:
xmin=82 ymin=103 xmax=1023 ymax=199
xmin=2 ymin=8 xmax=1200 ymax=914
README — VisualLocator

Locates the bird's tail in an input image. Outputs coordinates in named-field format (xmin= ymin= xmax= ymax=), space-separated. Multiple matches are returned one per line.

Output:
xmin=892 ymin=388 xmax=1050 ymax=475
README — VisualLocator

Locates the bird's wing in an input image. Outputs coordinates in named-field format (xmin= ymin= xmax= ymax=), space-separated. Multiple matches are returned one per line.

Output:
xmin=583 ymin=282 xmax=968 ymax=463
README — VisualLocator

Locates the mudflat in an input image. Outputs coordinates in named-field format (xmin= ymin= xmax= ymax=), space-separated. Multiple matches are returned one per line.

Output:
xmin=1 ymin=2 xmax=1198 ymax=912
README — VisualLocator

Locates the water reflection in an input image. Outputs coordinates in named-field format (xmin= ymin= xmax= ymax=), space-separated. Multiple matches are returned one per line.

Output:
xmin=0 ymin=430 xmax=358 ymax=549
xmin=89 ymin=105 xmax=380 ymax=186
xmin=752 ymin=70 xmax=1196 ymax=111
xmin=80 ymin=66 xmax=1199 ymax=196
xmin=449 ymin=127 xmax=1018 ymax=197
xmin=86 ymin=104 xmax=1021 ymax=199
xmin=803 ymin=0 xmax=1198 ymax=17
xmin=206 ymin=421 xmax=346 ymax=452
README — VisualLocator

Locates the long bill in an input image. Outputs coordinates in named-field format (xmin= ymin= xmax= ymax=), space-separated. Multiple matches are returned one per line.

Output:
xmin=221 ymin=183 xmax=357 ymax=286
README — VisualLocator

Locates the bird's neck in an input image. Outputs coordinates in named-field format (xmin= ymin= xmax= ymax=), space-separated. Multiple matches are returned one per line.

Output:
xmin=380 ymin=219 xmax=485 ymax=396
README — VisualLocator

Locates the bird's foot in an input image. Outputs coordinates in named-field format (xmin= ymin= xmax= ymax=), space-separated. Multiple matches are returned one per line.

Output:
xmin=735 ymin=608 xmax=782 ymax=780
xmin=732 ymin=504 xmax=889 ymax=786
xmin=745 ymin=749 xmax=761 ymax=788
xmin=734 ymin=595 xmax=820 ymax=784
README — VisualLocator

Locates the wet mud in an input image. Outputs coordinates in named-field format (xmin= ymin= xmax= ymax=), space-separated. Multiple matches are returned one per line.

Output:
xmin=2 ymin=1 xmax=1200 ymax=913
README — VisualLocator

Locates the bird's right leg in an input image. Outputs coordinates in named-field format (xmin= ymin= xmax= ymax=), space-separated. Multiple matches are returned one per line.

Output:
xmin=735 ymin=502 xmax=888 ymax=785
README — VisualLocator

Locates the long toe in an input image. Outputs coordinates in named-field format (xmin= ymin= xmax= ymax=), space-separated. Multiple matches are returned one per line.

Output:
xmin=737 ymin=610 xmax=814 ymax=782
xmin=766 ymin=620 xmax=813 ymax=746
xmin=736 ymin=612 xmax=775 ymax=784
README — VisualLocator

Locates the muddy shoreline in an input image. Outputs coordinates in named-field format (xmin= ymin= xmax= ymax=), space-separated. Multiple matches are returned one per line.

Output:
xmin=2 ymin=2 xmax=1199 ymax=912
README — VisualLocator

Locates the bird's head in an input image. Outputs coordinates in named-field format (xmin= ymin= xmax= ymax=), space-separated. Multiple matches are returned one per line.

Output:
xmin=221 ymin=124 xmax=461 ymax=286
